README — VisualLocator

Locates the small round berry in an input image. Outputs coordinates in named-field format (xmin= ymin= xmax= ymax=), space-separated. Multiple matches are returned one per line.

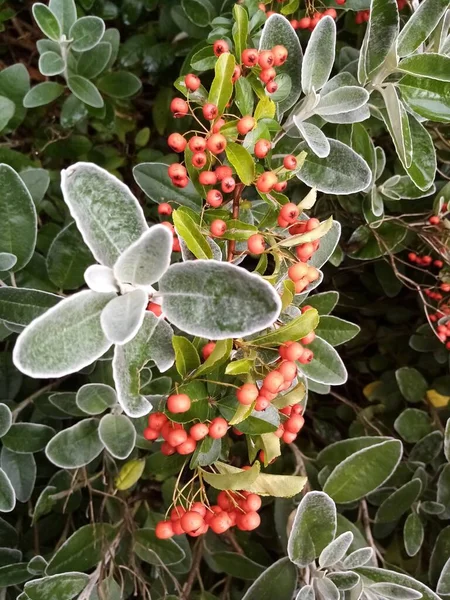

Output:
xmin=285 ymin=342 xmax=304 ymax=362
xmin=213 ymin=118 xmax=226 ymax=133
xmin=285 ymin=414 xmax=305 ymax=434
xmin=429 ymin=216 xmax=440 ymax=225
xmin=173 ymin=177 xmax=189 ymax=189
xmin=242 ymin=49 xmax=259 ymax=67
xmin=147 ymin=301 xmax=163 ymax=316
xmin=199 ymin=171 xmax=217 ymax=186
xmin=210 ymin=219 xmax=227 ymax=237
xmin=170 ymin=98 xmax=189 ymax=117
xmin=260 ymin=67 xmax=277 ymax=84
xmin=272 ymin=45 xmax=288 ymax=66
xmin=299 ymin=349 xmax=314 ymax=364
xmin=266 ymin=80 xmax=278 ymax=94
xmin=288 ymin=262 xmax=308 ymax=282
xmin=168 ymin=163 xmax=187 ymax=181
xmin=148 ymin=412 xmax=168 ymax=430
xmin=158 ymin=203 xmax=172 ymax=217
xmin=336 ymin=0 xmax=346 ymax=4
xmin=296 ymin=242 xmax=314 ymax=261
xmin=188 ymin=136 xmax=207 ymax=153
xmin=299 ymin=16 xmax=311 ymax=28
xmin=282 ymin=430 xmax=297 ymax=444
xmin=258 ymin=50 xmax=275 ymax=69
xmin=232 ymin=65 xmax=241 ymax=82
xmin=203 ymin=103 xmax=218 ymax=120
xmin=192 ymin=152 xmax=207 ymax=169
xmin=167 ymin=133 xmax=187 ymax=153
xmin=236 ymin=383 xmax=259 ymax=405
xmin=143 ymin=427 xmax=159 ymax=440
xmin=290 ymin=19 xmax=299 ymax=29
xmin=306 ymin=218 xmax=320 ymax=231
xmin=167 ymin=393 xmax=191 ymax=414
xmin=185 ymin=73 xmax=201 ymax=92
xmin=206 ymin=189 xmax=223 ymax=208
xmin=156 ymin=520 xmax=174 ymax=539
xmin=191 ymin=502 xmax=207 ymax=517
xmin=256 ymin=171 xmax=278 ymax=193
xmin=278 ymin=360 xmax=297 ymax=381
xmin=213 ymin=39 xmax=229 ymax=57
xmin=202 ymin=341 xmax=216 ymax=360
xmin=255 ymin=396 xmax=270 ymax=411
xmin=255 ymin=139 xmax=271 ymax=159
xmin=280 ymin=202 xmax=300 ymax=224
xmin=435 ymin=260 xmax=444 ymax=268
xmin=190 ymin=423 xmax=209 ymax=441
xmin=177 ymin=436 xmax=197 ymax=455
xmin=237 ymin=116 xmax=256 ymax=135
xmin=210 ymin=512 xmax=232 ymax=534
xmin=221 ymin=177 xmax=236 ymax=193
xmin=274 ymin=181 xmax=287 ymax=192
xmin=215 ymin=165 xmax=233 ymax=181
xmin=247 ymin=234 xmax=265 ymax=255
xmin=263 ymin=370 xmax=284 ymax=393
xmin=209 ymin=417 xmax=228 ymax=438
xmin=237 ymin=511 xmax=261 ymax=531
xmin=301 ymin=331 xmax=316 ymax=345
xmin=207 ymin=133 xmax=227 ymax=154
xmin=167 ymin=428 xmax=188 ymax=447
xmin=161 ymin=441 xmax=176 ymax=455
xmin=283 ymin=155 xmax=297 ymax=170
xmin=242 ymin=494 xmax=262 ymax=512
xmin=181 ymin=511 xmax=204 ymax=533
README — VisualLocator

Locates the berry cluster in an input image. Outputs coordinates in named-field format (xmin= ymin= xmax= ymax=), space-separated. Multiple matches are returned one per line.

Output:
xmin=355 ymin=0 xmax=406 ymax=23
xmin=290 ymin=8 xmax=338 ymax=30
xmin=241 ymin=44 xmax=288 ymax=94
xmin=155 ymin=489 xmax=262 ymax=539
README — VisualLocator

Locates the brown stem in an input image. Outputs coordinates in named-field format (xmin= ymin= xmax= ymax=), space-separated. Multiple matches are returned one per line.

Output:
xmin=224 ymin=529 xmax=244 ymax=555
xmin=182 ymin=538 xmax=203 ymax=599
xmin=227 ymin=183 xmax=244 ymax=262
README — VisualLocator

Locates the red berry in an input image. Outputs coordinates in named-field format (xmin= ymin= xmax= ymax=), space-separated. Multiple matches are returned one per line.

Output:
xmin=188 ymin=136 xmax=207 ymax=153
xmin=210 ymin=512 xmax=232 ymax=533
xmin=213 ymin=118 xmax=226 ymax=133
xmin=185 ymin=73 xmax=200 ymax=91
xmin=296 ymin=242 xmax=314 ymax=261
xmin=143 ymin=427 xmax=159 ymax=440
xmin=215 ymin=165 xmax=233 ymax=181
xmin=298 ymin=17 xmax=311 ymax=28
xmin=168 ymin=163 xmax=187 ymax=181
xmin=283 ymin=155 xmax=297 ymax=170
xmin=191 ymin=502 xmax=207 ymax=517
xmin=247 ymin=234 xmax=265 ymax=255
xmin=156 ymin=521 xmax=174 ymax=539
xmin=237 ymin=116 xmax=256 ymax=135
xmin=260 ymin=67 xmax=276 ymax=84
xmin=202 ymin=341 xmax=216 ymax=359
xmin=278 ymin=360 xmax=297 ymax=381
xmin=213 ymin=40 xmax=229 ymax=57
xmin=282 ymin=430 xmax=297 ymax=444
xmin=256 ymin=171 xmax=278 ymax=193
xmin=336 ymin=0 xmax=346 ymax=4
xmin=274 ymin=181 xmax=287 ymax=192
xmin=258 ymin=50 xmax=274 ymax=69
xmin=301 ymin=331 xmax=316 ymax=345
xmin=192 ymin=152 xmax=207 ymax=168
xmin=157 ymin=202 xmax=172 ymax=216
xmin=280 ymin=202 xmax=300 ymax=224
xmin=199 ymin=171 xmax=217 ymax=186
xmin=266 ymin=80 xmax=278 ymax=94
xmin=167 ymin=428 xmax=188 ymax=447
xmin=237 ymin=511 xmax=261 ymax=531
xmin=232 ymin=65 xmax=241 ymax=82
xmin=181 ymin=511 xmax=204 ymax=533
xmin=167 ymin=393 xmax=191 ymax=414
xmin=170 ymin=98 xmax=189 ymax=117
xmin=255 ymin=139 xmax=272 ymax=159
xmin=210 ymin=219 xmax=227 ymax=237
xmin=177 ymin=436 xmax=197 ymax=455
xmin=272 ymin=45 xmax=288 ymax=66
xmin=288 ymin=262 xmax=308 ymax=282
xmin=285 ymin=342 xmax=304 ymax=362
xmin=167 ymin=133 xmax=187 ymax=153
xmin=209 ymin=417 xmax=228 ymax=438
xmin=173 ymin=177 xmax=189 ymax=189
xmin=190 ymin=423 xmax=209 ymax=441
xmin=221 ymin=177 xmax=236 ymax=193
xmin=323 ymin=8 xmax=337 ymax=17
xmin=206 ymin=189 xmax=223 ymax=207
xmin=207 ymin=133 xmax=227 ymax=154
xmin=242 ymin=494 xmax=262 ymax=512
xmin=242 ymin=49 xmax=259 ymax=67
xmin=299 ymin=349 xmax=314 ymax=364
xmin=203 ymin=103 xmax=218 ymax=120
xmin=285 ymin=414 xmax=305 ymax=433
xmin=435 ymin=260 xmax=444 ymax=268
xmin=429 ymin=216 xmax=440 ymax=225
xmin=263 ymin=370 xmax=284 ymax=393
xmin=148 ymin=412 xmax=168 ymax=430
xmin=236 ymin=383 xmax=259 ymax=405
xmin=161 ymin=441 xmax=176 ymax=455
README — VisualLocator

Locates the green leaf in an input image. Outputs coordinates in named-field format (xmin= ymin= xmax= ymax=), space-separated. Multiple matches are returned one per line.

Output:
xmin=24 ymin=573 xmax=89 ymax=600
xmin=0 ymin=164 xmax=37 ymax=272
xmin=288 ymin=491 xmax=337 ymax=566
xmin=438 ymin=558 xmax=450 ymax=596
xmin=0 ymin=404 xmax=11 ymax=437
xmin=394 ymin=409 xmax=432 ymax=442
xmin=445 ymin=418 xmax=450 ymax=462
xmin=194 ymin=339 xmax=233 ymax=377
xmin=318 ymin=436 xmax=391 ymax=469
xmin=61 ymin=163 xmax=147 ymax=267
xmin=397 ymin=0 xmax=449 ymax=57
xmin=13 ymin=290 xmax=115 ymax=378
xmin=115 ymin=458 xmax=145 ymax=490
xmin=296 ymin=139 xmax=371 ymax=195
xmin=208 ymin=52 xmax=235 ymax=115
xmin=219 ymin=398 xmax=279 ymax=434
xmin=134 ymin=527 xmax=185 ymax=566
xmin=297 ymin=336 xmax=348 ymax=385
xmin=133 ymin=162 xmax=202 ymax=210
xmin=0 ymin=96 xmax=15 ymax=132
xmin=1 ymin=424 xmax=55 ymax=453
xmin=76 ymin=42 xmax=112 ymax=79
xmin=32 ymin=3 xmax=61 ymax=41
xmin=314 ymin=316 xmax=359 ymax=346
xmin=38 ymin=51 xmax=64 ymax=76
xmin=97 ymin=72 xmax=142 ymax=99
xmin=70 ymin=16 xmax=105 ymax=52
xmin=1 ymin=448 xmax=35 ymax=502
xmin=225 ymin=142 xmax=255 ymax=185
xmin=159 ymin=261 xmax=281 ymax=340
xmin=0 ymin=64 xmax=30 ymax=130
xmin=76 ymin=384 xmax=116 ymax=416
xmin=23 ymin=82 xmax=64 ymax=108
xmin=67 ymin=76 xmax=104 ymax=109
xmin=46 ymin=222 xmax=94 ymax=290
xmin=191 ymin=46 xmax=216 ymax=71
xmin=0 ymin=468 xmax=15 ymax=513
xmin=380 ymin=84 xmax=413 ymax=169
xmin=301 ymin=16 xmax=335 ymax=94
xmin=211 ymin=552 xmax=264 ymax=580
xmin=46 ymin=524 xmax=116 ymax=575
xmin=323 ymin=439 xmax=403 ymax=503
xmin=319 ymin=532 xmax=354 ymax=568
xmin=399 ymin=75 xmax=450 ymax=123
xmin=409 ymin=430 xmax=443 ymax=463
xmin=172 ymin=335 xmax=200 ymax=377
xmin=99 ymin=413 xmax=136 ymax=459
xmin=0 ymin=563 xmax=31 ymax=587
xmin=404 ymin=512 xmax=424 ymax=557
xmin=242 ymin=557 xmax=297 ymax=600
xmin=395 ymin=367 xmax=427 ymax=403
xmin=232 ymin=4 xmax=248 ymax=62
xmin=361 ymin=0 xmax=398 ymax=77
xmin=356 ymin=567 xmax=441 ymax=600
xmin=173 ymin=209 xmax=212 ymax=260
xmin=49 ymin=0 xmax=77 ymax=36
xmin=251 ymin=308 xmax=318 ymax=346
xmin=0 ymin=287 xmax=61 ymax=326
xmin=375 ymin=479 xmax=422 ymax=523
xmin=404 ymin=114 xmax=436 ymax=192
xmin=398 ymin=53 xmax=450 ymax=82
xmin=316 ymin=86 xmax=369 ymax=116
xmin=347 ymin=222 xmax=406 ymax=260
xmin=259 ymin=14 xmax=302 ymax=113
xmin=181 ymin=0 xmax=213 ymax=26
xmin=303 ymin=291 xmax=339 ymax=315
xmin=190 ymin=435 xmax=221 ymax=468
xmin=200 ymin=461 xmax=260 ymax=491
xmin=45 ymin=418 xmax=103 ymax=468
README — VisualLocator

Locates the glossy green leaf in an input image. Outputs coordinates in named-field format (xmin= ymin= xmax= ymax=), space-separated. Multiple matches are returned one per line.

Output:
xmin=315 ymin=316 xmax=360 ymax=346
xmin=208 ymin=52 xmax=235 ymax=115
xmin=398 ymin=53 xmax=450 ymax=82
xmin=251 ymin=308 xmax=318 ymax=346
xmin=225 ymin=142 xmax=255 ymax=185
xmin=172 ymin=335 xmax=200 ymax=377
xmin=173 ymin=209 xmax=212 ymax=260
xmin=242 ymin=557 xmax=297 ymax=600
xmin=134 ymin=527 xmax=185 ymax=566
xmin=232 ymin=4 xmax=248 ymax=63
xmin=200 ymin=461 xmax=260 ymax=491
xmin=399 ymin=75 xmax=450 ymax=123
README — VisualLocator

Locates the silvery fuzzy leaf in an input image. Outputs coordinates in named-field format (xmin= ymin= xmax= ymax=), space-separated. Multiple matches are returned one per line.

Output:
xmin=84 ymin=264 xmax=119 ymax=293
xmin=302 ymin=16 xmax=336 ymax=94
xmin=294 ymin=118 xmax=330 ymax=158
xmin=319 ymin=531 xmax=354 ymax=567
xmin=315 ymin=86 xmax=370 ymax=116
xmin=100 ymin=289 xmax=148 ymax=345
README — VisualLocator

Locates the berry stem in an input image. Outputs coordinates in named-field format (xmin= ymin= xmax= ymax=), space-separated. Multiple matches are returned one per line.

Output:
xmin=227 ymin=183 xmax=245 ymax=262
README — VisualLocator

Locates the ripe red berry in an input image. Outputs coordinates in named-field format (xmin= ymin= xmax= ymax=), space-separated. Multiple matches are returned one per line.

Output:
xmin=192 ymin=152 xmax=207 ymax=168
xmin=272 ymin=45 xmax=288 ymax=66
xmin=255 ymin=139 xmax=271 ymax=159
xmin=232 ymin=65 xmax=241 ymax=82
xmin=236 ymin=383 xmax=259 ymax=405
xmin=260 ymin=67 xmax=277 ymax=84
xmin=168 ymin=163 xmax=187 ymax=181
xmin=209 ymin=417 xmax=228 ymax=438
xmin=185 ymin=73 xmax=201 ymax=91
xmin=206 ymin=189 xmax=223 ymax=207
xmin=283 ymin=155 xmax=297 ymax=170
xmin=242 ymin=493 xmax=262 ymax=512
xmin=157 ymin=203 xmax=172 ymax=216
xmin=237 ymin=116 xmax=256 ymax=135
xmin=161 ymin=441 xmax=176 ymax=455
xmin=191 ymin=502 xmax=207 ymax=517
xmin=167 ymin=133 xmax=187 ymax=153
xmin=274 ymin=181 xmax=287 ymax=192
xmin=210 ymin=512 xmax=232 ymax=533
xmin=278 ymin=360 xmax=297 ymax=381
xmin=198 ymin=171 xmax=217 ymax=186
xmin=263 ymin=370 xmax=285 ymax=393
xmin=284 ymin=342 xmax=304 ymax=362
xmin=188 ymin=136 xmax=207 ymax=153
xmin=148 ymin=412 xmax=168 ymax=430
xmin=173 ymin=177 xmax=189 ymax=189
xmin=258 ymin=50 xmax=275 ymax=69
xmin=242 ymin=49 xmax=259 ymax=67
xmin=167 ymin=428 xmax=188 ymax=447
xmin=167 ymin=393 xmax=191 ymax=414
xmin=296 ymin=242 xmax=314 ymax=261
xmin=299 ymin=349 xmax=314 ymax=364
xmin=170 ymin=97 xmax=189 ymax=117
xmin=301 ymin=331 xmax=316 ymax=345
xmin=256 ymin=171 xmax=278 ymax=193
xmin=155 ymin=520 xmax=174 ymax=539
xmin=299 ymin=16 xmax=311 ymax=28
xmin=255 ymin=396 xmax=270 ymax=411
xmin=207 ymin=133 xmax=227 ymax=154
xmin=181 ymin=511 xmax=204 ymax=533
xmin=282 ymin=430 xmax=297 ymax=444
xmin=429 ymin=216 xmax=440 ymax=225
xmin=221 ymin=177 xmax=236 ymax=193
xmin=143 ymin=427 xmax=159 ymax=440
xmin=213 ymin=39 xmax=229 ymax=57
xmin=285 ymin=414 xmax=305 ymax=433
xmin=266 ymin=80 xmax=278 ymax=94
xmin=202 ymin=341 xmax=216 ymax=360
xmin=324 ymin=8 xmax=337 ymax=17
xmin=280 ymin=203 xmax=300 ymax=224
xmin=215 ymin=165 xmax=233 ymax=181
xmin=247 ymin=234 xmax=265 ymax=255
xmin=210 ymin=219 xmax=227 ymax=237
xmin=237 ymin=511 xmax=261 ymax=531
xmin=336 ymin=0 xmax=346 ymax=4
xmin=203 ymin=103 xmax=218 ymax=120
xmin=435 ymin=260 xmax=444 ymax=268
xmin=190 ymin=423 xmax=209 ymax=441
xmin=177 ymin=436 xmax=197 ymax=455
xmin=213 ymin=118 xmax=226 ymax=133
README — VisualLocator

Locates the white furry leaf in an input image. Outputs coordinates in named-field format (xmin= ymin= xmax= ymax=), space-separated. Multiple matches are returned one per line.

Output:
xmin=319 ymin=531 xmax=354 ymax=568
xmin=100 ymin=289 xmax=147 ymax=344
xmin=76 ymin=383 xmax=117 ymax=415
xmin=301 ymin=17 xmax=336 ymax=94
xmin=84 ymin=265 xmax=118 ymax=293
xmin=316 ymin=86 xmax=369 ymax=116
xmin=294 ymin=119 xmax=330 ymax=158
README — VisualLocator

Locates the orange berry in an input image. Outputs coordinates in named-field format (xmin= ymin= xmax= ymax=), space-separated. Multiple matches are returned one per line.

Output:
xmin=278 ymin=360 xmax=297 ymax=381
xmin=207 ymin=133 xmax=227 ymax=154
xmin=206 ymin=190 xmax=223 ymax=207
xmin=210 ymin=219 xmax=227 ymax=237
xmin=237 ymin=511 xmax=261 ymax=531
xmin=155 ymin=520 xmax=174 ymax=539
xmin=215 ymin=165 xmax=233 ymax=180
xmin=148 ymin=412 xmax=168 ymax=430
xmin=199 ymin=171 xmax=217 ymax=186
xmin=282 ymin=430 xmax=297 ymax=444
xmin=232 ymin=65 xmax=241 ymax=82
xmin=210 ymin=512 xmax=232 ymax=533
xmin=177 ymin=436 xmax=197 ymax=455
xmin=167 ymin=428 xmax=188 ymax=447
xmin=158 ymin=202 xmax=172 ymax=216
xmin=247 ymin=234 xmax=265 ymax=255
xmin=190 ymin=423 xmax=209 ymax=441
xmin=181 ymin=511 xmax=204 ymax=533
xmin=274 ymin=181 xmax=287 ymax=192
xmin=283 ymin=155 xmax=297 ymax=170
xmin=263 ymin=370 xmax=284 ymax=393
xmin=280 ymin=203 xmax=299 ymax=224
xmin=209 ymin=417 xmax=228 ymax=438
xmin=203 ymin=103 xmax=218 ymax=120
xmin=288 ymin=262 xmax=309 ymax=282
xmin=299 ymin=16 xmax=311 ymax=28
xmin=185 ymin=73 xmax=201 ymax=91
xmin=258 ymin=50 xmax=274 ymax=69
xmin=242 ymin=493 xmax=262 ymax=512
xmin=296 ymin=242 xmax=314 ymax=261
xmin=285 ymin=414 xmax=305 ymax=433
xmin=168 ymin=163 xmax=187 ymax=181
xmin=242 ymin=49 xmax=259 ymax=66
xmin=213 ymin=118 xmax=226 ymax=133
xmin=221 ymin=177 xmax=236 ymax=193
xmin=143 ymin=427 xmax=159 ymax=440
xmin=260 ymin=67 xmax=277 ymax=83
xmin=191 ymin=502 xmax=207 ymax=517
xmin=161 ymin=441 xmax=176 ymax=455
xmin=237 ymin=116 xmax=256 ymax=135
xmin=285 ymin=342 xmax=304 ymax=362
xmin=429 ymin=216 xmax=440 ymax=225
xmin=272 ymin=45 xmax=288 ymax=66
xmin=254 ymin=139 xmax=271 ymax=158
xmin=299 ymin=349 xmax=314 ymax=364
xmin=236 ymin=383 xmax=259 ymax=405
xmin=256 ymin=171 xmax=278 ymax=193
xmin=255 ymin=396 xmax=270 ymax=411
xmin=167 ymin=133 xmax=187 ymax=153
xmin=167 ymin=393 xmax=191 ymax=414
xmin=192 ymin=152 xmax=207 ymax=169
xmin=170 ymin=97 xmax=189 ymax=117
xmin=188 ymin=136 xmax=207 ymax=153
xmin=213 ymin=40 xmax=229 ymax=57
xmin=301 ymin=331 xmax=315 ymax=345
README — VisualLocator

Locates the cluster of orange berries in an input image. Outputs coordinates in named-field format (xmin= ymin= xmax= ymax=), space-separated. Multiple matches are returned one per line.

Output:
xmin=355 ymin=0 xmax=406 ymax=23
xmin=290 ymin=8 xmax=338 ymax=30
xmin=407 ymin=252 xmax=442 ymax=269
xmin=241 ymin=44 xmax=288 ymax=94
xmin=155 ymin=489 xmax=263 ymax=540
xmin=143 ymin=402 xmax=229 ymax=456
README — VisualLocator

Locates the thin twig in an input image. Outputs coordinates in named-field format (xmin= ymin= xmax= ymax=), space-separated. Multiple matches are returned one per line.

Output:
xmin=182 ymin=538 xmax=204 ymax=599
